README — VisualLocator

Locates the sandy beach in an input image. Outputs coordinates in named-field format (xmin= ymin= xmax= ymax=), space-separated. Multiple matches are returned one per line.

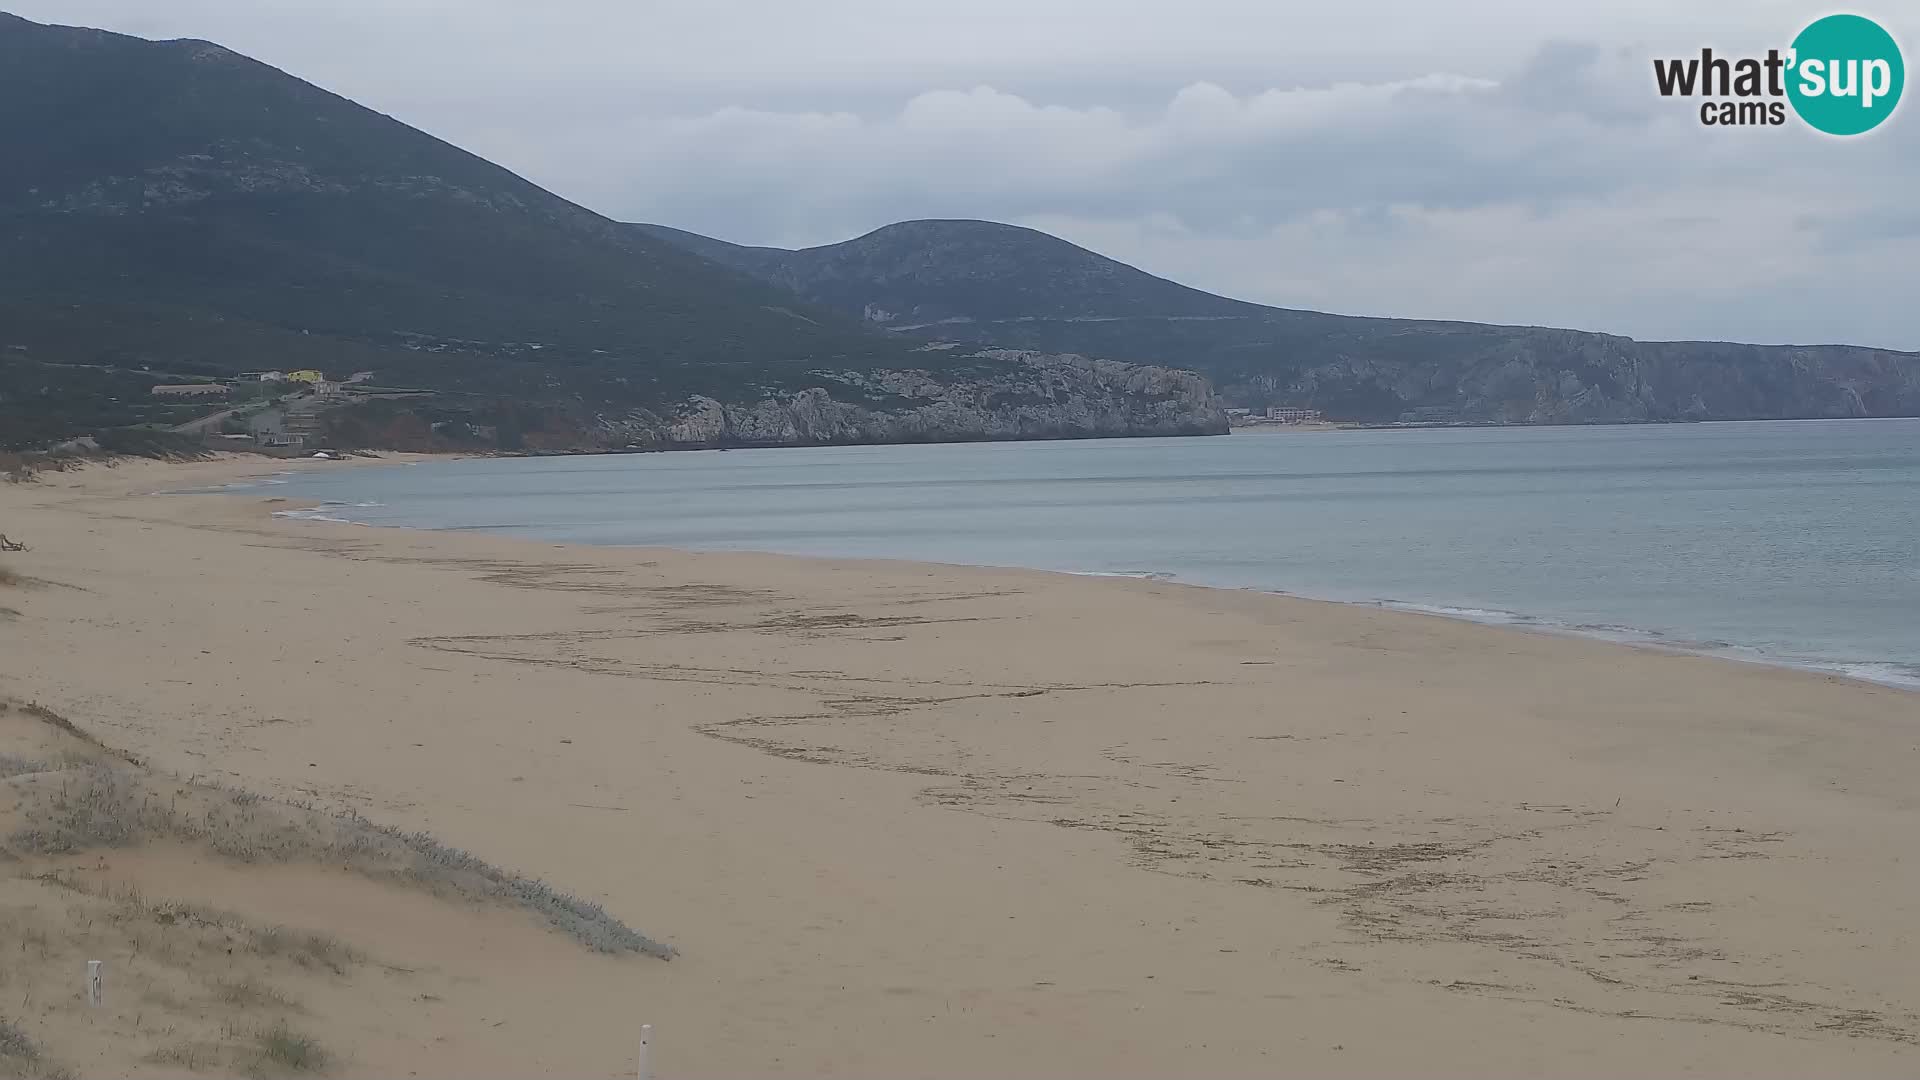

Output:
xmin=2 ymin=453 xmax=1917 ymax=1077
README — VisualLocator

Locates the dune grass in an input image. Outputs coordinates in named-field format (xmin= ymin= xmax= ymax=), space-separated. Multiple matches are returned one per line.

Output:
xmin=212 ymin=977 xmax=298 ymax=1012
xmin=0 ymin=754 xmax=46 ymax=779
xmin=253 ymin=1022 xmax=327 ymax=1074
xmin=29 ymin=874 xmax=366 ymax=977
xmin=0 ymin=1017 xmax=73 ymax=1080
xmin=3 ymin=703 xmax=672 ymax=958
xmin=8 ymin=703 xmax=126 ymax=760
xmin=0 ymin=1018 xmax=39 ymax=1061
xmin=142 ymin=1020 xmax=328 ymax=1077
xmin=144 ymin=1042 xmax=219 ymax=1071
xmin=364 ymin=821 xmax=674 ymax=957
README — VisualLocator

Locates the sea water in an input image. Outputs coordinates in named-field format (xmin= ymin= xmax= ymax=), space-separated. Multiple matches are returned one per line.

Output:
xmin=264 ymin=419 xmax=1920 ymax=689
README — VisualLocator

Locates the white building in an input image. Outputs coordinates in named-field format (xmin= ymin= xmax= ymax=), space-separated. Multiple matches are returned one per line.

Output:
xmin=1265 ymin=406 xmax=1322 ymax=423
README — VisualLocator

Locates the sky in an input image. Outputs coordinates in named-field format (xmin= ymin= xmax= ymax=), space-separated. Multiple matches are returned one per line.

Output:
xmin=11 ymin=1 xmax=1919 ymax=349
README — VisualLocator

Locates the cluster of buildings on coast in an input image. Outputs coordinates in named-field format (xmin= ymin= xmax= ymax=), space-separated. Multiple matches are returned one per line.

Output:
xmin=1226 ymin=405 xmax=1325 ymax=427
xmin=145 ymin=369 xmax=381 ymax=456
xmin=149 ymin=368 xmax=360 ymax=399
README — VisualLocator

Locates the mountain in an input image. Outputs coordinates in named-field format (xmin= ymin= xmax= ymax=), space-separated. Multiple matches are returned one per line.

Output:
xmin=0 ymin=14 xmax=1222 ymax=451
xmin=633 ymin=219 xmax=1920 ymax=425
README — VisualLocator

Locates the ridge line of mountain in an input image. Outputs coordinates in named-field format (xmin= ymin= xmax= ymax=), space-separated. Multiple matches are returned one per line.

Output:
xmin=0 ymin=12 xmax=1226 ymax=453
xmin=631 ymin=219 xmax=1919 ymax=424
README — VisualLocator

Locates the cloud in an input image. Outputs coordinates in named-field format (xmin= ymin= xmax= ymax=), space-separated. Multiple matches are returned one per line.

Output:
xmin=612 ymin=74 xmax=1514 ymax=236
xmin=583 ymin=39 xmax=1919 ymax=349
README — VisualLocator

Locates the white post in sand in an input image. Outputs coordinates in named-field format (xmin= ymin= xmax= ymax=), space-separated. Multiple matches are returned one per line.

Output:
xmin=87 ymin=961 xmax=102 ymax=1007
xmin=637 ymin=1023 xmax=653 ymax=1080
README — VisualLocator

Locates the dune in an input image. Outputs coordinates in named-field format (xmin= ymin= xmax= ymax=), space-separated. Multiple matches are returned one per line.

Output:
xmin=0 ymin=453 xmax=1916 ymax=1077
xmin=0 ymin=695 xmax=670 ymax=1079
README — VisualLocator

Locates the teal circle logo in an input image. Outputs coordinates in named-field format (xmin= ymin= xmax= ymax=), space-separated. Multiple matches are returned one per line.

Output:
xmin=1787 ymin=14 xmax=1904 ymax=135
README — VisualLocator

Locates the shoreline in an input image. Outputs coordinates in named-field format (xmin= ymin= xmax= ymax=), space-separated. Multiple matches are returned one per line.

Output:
xmin=229 ymin=452 xmax=1920 ymax=696
xmin=1361 ymin=595 xmax=1920 ymax=693
xmin=5 ymin=454 xmax=1919 ymax=1076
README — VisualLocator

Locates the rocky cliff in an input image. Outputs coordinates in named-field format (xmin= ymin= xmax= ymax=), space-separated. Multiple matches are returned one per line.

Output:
xmin=644 ymin=352 xmax=1223 ymax=446
xmin=1228 ymin=327 xmax=1920 ymax=425
xmin=321 ymin=351 xmax=1226 ymax=452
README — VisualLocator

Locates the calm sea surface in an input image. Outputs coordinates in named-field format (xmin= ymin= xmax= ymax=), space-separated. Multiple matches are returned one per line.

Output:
xmin=261 ymin=420 xmax=1920 ymax=689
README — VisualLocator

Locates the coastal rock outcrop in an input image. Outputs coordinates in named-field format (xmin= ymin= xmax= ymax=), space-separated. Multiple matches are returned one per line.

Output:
xmin=621 ymin=351 xmax=1226 ymax=449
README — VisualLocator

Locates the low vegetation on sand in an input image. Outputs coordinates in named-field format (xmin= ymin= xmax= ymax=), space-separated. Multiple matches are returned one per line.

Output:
xmin=0 ymin=1016 xmax=71 ymax=1080
xmin=0 ymin=698 xmax=673 ymax=1077
xmin=254 ymin=1022 xmax=328 ymax=1073
xmin=3 ymin=872 xmax=348 ymax=1078
xmin=0 ymin=701 xmax=671 ymax=959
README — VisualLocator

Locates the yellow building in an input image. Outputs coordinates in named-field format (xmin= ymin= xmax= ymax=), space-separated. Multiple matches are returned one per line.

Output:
xmin=287 ymin=369 xmax=324 ymax=384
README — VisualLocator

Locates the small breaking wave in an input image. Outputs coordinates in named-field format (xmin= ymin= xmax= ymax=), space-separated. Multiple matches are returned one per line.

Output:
xmin=1753 ymin=659 xmax=1920 ymax=691
xmin=1371 ymin=598 xmax=1917 ymax=691
xmin=272 ymin=501 xmax=363 ymax=524
xmin=1377 ymin=600 xmax=1544 ymax=627
xmin=160 ymin=472 xmax=294 ymax=495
